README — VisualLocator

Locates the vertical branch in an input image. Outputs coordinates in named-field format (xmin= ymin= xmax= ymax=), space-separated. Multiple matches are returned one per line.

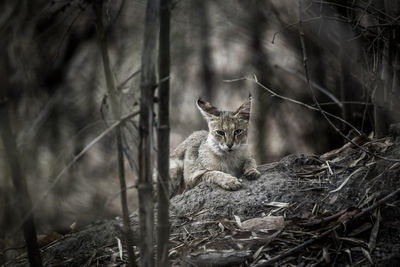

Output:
xmin=157 ymin=0 xmax=171 ymax=265
xmin=94 ymin=2 xmax=137 ymax=266
xmin=139 ymin=0 xmax=160 ymax=266
xmin=0 ymin=103 xmax=42 ymax=267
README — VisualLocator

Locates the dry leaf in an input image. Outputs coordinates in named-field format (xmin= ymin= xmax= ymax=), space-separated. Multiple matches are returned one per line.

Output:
xmin=369 ymin=208 xmax=381 ymax=251
xmin=265 ymin=201 xmax=289 ymax=208
xmin=241 ymin=216 xmax=284 ymax=231
xmin=361 ymin=247 xmax=374 ymax=265
xmin=253 ymin=245 xmax=265 ymax=260
xmin=116 ymin=237 xmax=123 ymax=260
xmin=322 ymin=246 xmax=330 ymax=264
xmin=348 ymin=222 xmax=372 ymax=237
xmin=234 ymin=215 xmax=242 ymax=228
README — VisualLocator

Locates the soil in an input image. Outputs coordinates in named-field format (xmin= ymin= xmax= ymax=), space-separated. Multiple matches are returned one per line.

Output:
xmin=4 ymin=137 xmax=400 ymax=266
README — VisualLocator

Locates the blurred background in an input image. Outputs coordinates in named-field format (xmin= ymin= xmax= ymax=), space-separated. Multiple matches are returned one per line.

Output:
xmin=1 ymin=0 xmax=399 ymax=255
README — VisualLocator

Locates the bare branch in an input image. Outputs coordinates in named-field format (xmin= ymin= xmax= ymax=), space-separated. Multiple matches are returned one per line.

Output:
xmin=223 ymin=77 xmax=362 ymax=136
xmin=296 ymin=2 xmax=400 ymax=163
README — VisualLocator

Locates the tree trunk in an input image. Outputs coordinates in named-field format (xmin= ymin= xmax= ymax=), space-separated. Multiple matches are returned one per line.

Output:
xmin=138 ymin=0 xmax=160 ymax=266
xmin=0 ymin=103 xmax=42 ymax=267
xmin=157 ymin=0 xmax=171 ymax=266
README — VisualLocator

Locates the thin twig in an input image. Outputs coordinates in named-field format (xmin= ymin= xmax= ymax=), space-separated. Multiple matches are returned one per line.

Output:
xmin=273 ymin=64 xmax=343 ymax=108
xmin=55 ymin=5 xmax=86 ymax=58
xmin=315 ymin=101 xmax=373 ymax=107
xmin=223 ymin=77 xmax=362 ymax=136
xmin=117 ymin=69 xmax=141 ymax=90
xmin=296 ymin=4 xmax=400 ymax=163
xmin=329 ymin=167 xmax=366 ymax=194
xmin=256 ymin=187 xmax=400 ymax=266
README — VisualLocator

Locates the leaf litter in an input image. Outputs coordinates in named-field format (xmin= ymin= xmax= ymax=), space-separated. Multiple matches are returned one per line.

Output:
xmin=5 ymin=137 xmax=400 ymax=266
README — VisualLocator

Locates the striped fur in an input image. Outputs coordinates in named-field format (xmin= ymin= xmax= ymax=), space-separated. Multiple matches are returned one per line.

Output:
xmin=168 ymin=98 xmax=260 ymax=197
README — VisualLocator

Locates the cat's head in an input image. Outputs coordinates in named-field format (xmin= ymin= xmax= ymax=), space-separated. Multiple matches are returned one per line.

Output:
xmin=197 ymin=97 xmax=251 ymax=153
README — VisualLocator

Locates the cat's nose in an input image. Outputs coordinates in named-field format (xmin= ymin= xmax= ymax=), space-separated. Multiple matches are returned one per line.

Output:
xmin=227 ymin=144 xmax=233 ymax=149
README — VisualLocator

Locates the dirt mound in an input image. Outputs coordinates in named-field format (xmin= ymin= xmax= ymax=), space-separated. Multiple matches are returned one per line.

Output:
xmin=5 ymin=137 xmax=400 ymax=266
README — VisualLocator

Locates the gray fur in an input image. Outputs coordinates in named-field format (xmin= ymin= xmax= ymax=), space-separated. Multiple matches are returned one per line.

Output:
xmin=169 ymin=98 xmax=260 ymax=197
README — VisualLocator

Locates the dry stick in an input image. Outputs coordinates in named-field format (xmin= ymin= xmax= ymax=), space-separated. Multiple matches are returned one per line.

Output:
xmin=256 ymin=186 xmax=400 ymax=266
xmin=12 ymin=111 xmax=139 ymax=237
xmin=296 ymin=5 xmax=400 ymax=163
xmin=157 ymin=0 xmax=171 ymax=266
xmin=316 ymin=101 xmax=373 ymax=106
xmin=94 ymin=2 xmax=137 ymax=266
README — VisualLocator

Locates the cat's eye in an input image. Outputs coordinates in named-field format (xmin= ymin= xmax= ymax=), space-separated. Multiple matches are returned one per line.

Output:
xmin=234 ymin=129 xmax=243 ymax=135
xmin=215 ymin=130 xmax=225 ymax=136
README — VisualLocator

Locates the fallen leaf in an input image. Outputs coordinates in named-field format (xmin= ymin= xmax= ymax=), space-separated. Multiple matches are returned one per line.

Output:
xmin=368 ymin=208 xmax=381 ymax=251
xmin=322 ymin=246 xmax=330 ymax=264
xmin=264 ymin=201 xmax=289 ymax=208
xmin=234 ymin=215 xmax=242 ymax=228
xmin=361 ymin=247 xmax=374 ymax=265
xmin=116 ymin=237 xmax=123 ymax=260
xmin=348 ymin=222 xmax=372 ymax=237
xmin=241 ymin=216 xmax=284 ymax=231
xmin=253 ymin=245 xmax=265 ymax=260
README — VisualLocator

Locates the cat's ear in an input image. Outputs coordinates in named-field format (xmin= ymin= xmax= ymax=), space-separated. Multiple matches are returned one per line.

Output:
xmin=197 ymin=99 xmax=221 ymax=121
xmin=234 ymin=97 xmax=252 ymax=121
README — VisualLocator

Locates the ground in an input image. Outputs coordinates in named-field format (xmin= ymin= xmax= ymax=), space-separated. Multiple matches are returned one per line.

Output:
xmin=4 ymin=136 xmax=400 ymax=266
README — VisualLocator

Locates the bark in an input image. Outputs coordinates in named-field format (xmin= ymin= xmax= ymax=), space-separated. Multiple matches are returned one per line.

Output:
xmin=157 ymin=0 xmax=171 ymax=266
xmin=375 ymin=36 xmax=392 ymax=138
xmin=94 ymin=2 xmax=137 ymax=266
xmin=138 ymin=0 xmax=160 ymax=266
xmin=0 ymin=104 xmax=42 ymax=267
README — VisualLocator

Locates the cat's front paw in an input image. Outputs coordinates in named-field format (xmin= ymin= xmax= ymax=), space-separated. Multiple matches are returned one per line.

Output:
xmin=220 ymin=175 xmax=242 ymax=191
xmin=244 ymin=168 xmax=261 ymax=180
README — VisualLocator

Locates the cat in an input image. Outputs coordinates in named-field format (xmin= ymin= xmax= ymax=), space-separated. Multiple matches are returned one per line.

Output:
xmin=168 ymin=97 xmax=260 ymax=197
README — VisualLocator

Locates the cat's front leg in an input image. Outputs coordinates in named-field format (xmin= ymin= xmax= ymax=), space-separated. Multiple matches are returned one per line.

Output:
xmin=201 ymin=170 xmax=242 ymax=190
xmin=242 ymin=158 xmax=260 ymax=180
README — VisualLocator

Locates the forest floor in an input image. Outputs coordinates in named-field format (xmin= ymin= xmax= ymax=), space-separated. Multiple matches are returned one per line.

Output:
xmin=4 ymin=136 xmax=400 ymax=266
